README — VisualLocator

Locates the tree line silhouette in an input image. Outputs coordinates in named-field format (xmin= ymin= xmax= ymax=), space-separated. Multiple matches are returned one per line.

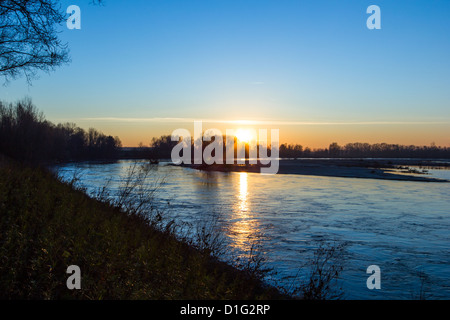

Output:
xmin=279 ymin=142 xmax=450 ymax=159
xmin=0 ymin=99 xmax=122 ymax=164
xmin=144 ymin=136 xmax=450 ymax=161
xmin=2 ymin=99 xmax=449 ymax=164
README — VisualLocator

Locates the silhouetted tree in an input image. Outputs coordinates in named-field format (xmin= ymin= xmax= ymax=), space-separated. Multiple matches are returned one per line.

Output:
xmin=279 ymin=143 xmax=303 ymax=158
xmin=150 ymin=135 xmax=178 ymax=159
xmin=0 ymin=0 xmax=103 ymax=82
xmin=328 ymin=142 xmax=341 ymax=157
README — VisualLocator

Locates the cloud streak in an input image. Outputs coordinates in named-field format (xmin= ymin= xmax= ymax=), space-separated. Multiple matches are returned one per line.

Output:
xmin=78 ymin=117 xmax=450 ymax=126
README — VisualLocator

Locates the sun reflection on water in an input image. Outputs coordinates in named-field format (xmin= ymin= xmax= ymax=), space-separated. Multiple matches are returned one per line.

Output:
xmin=239 ymin=172 xmax=248 ymax=213
xmin=228 ymin=172 xmax=262 ymax=256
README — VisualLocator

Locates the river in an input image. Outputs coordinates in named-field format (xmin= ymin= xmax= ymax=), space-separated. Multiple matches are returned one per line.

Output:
xmin=55 ymin=160 xmax=450 ymax=299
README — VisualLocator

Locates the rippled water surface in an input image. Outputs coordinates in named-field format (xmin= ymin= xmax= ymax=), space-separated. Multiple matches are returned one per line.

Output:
xmin=56 ymin=160 xmax=450 ymax=299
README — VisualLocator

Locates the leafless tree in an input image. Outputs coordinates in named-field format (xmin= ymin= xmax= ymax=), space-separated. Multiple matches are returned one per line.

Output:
xmin=0 ymin=0 xmax=103 ymax=83
xmin=290 ymin=241 xmax=347 ymax=300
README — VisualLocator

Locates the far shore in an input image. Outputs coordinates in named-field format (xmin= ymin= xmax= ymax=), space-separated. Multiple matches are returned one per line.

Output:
xmin=173 ymin=158 xmax=450 ymax=182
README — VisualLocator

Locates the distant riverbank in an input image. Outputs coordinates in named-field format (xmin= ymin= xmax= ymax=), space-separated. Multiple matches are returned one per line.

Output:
xmin=178 ymin=158 xmax=450 ymax=182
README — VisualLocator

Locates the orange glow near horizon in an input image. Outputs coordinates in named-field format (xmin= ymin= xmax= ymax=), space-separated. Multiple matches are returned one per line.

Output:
xmin=72 ymin=119 xmax=450 ymax=149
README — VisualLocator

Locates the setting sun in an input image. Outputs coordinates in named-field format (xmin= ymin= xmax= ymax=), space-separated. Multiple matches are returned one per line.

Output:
xmin=235 ymin=129 xmax=254 ymax=143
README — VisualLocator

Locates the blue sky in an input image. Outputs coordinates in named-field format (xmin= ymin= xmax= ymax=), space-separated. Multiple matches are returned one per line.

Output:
xmin=1 ymin=0 xmax=449 ymax=147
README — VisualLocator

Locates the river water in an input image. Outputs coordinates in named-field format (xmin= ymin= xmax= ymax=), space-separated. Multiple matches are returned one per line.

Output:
xmin=55 ymin=160 xmax=450 ymax=299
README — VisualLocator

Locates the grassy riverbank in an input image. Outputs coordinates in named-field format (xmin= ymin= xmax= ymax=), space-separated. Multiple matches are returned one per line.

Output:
xmin=0 ymin=160 xmax=284 ymax=300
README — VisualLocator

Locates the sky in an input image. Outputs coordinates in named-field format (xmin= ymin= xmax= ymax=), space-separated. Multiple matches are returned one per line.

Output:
xmin=1 ymin=0 xmax=449 ymax=148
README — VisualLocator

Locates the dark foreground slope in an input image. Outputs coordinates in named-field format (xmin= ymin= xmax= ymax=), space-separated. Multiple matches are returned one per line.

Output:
xmin=0 ymin=161 xmax=283 ymax=300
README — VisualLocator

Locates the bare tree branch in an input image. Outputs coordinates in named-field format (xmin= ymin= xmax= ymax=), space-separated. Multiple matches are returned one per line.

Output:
xmin=0 ymin=0 xmax=103 ymax=83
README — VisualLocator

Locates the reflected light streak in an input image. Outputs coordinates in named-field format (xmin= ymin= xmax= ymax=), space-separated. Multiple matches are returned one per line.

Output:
xmin=228 ymin=172 xmax=261 ymax=255
xmin=239 ymin=172 xmax=248 ymax=213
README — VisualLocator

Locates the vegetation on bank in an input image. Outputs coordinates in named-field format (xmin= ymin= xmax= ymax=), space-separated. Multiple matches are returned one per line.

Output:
xmin=141 ymin=135 xmax=450 ymax=161
xmin=0 ymin=160 xmax=284 ymax=299
xmin=0 ymin=99 xmax=122 ymax=164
